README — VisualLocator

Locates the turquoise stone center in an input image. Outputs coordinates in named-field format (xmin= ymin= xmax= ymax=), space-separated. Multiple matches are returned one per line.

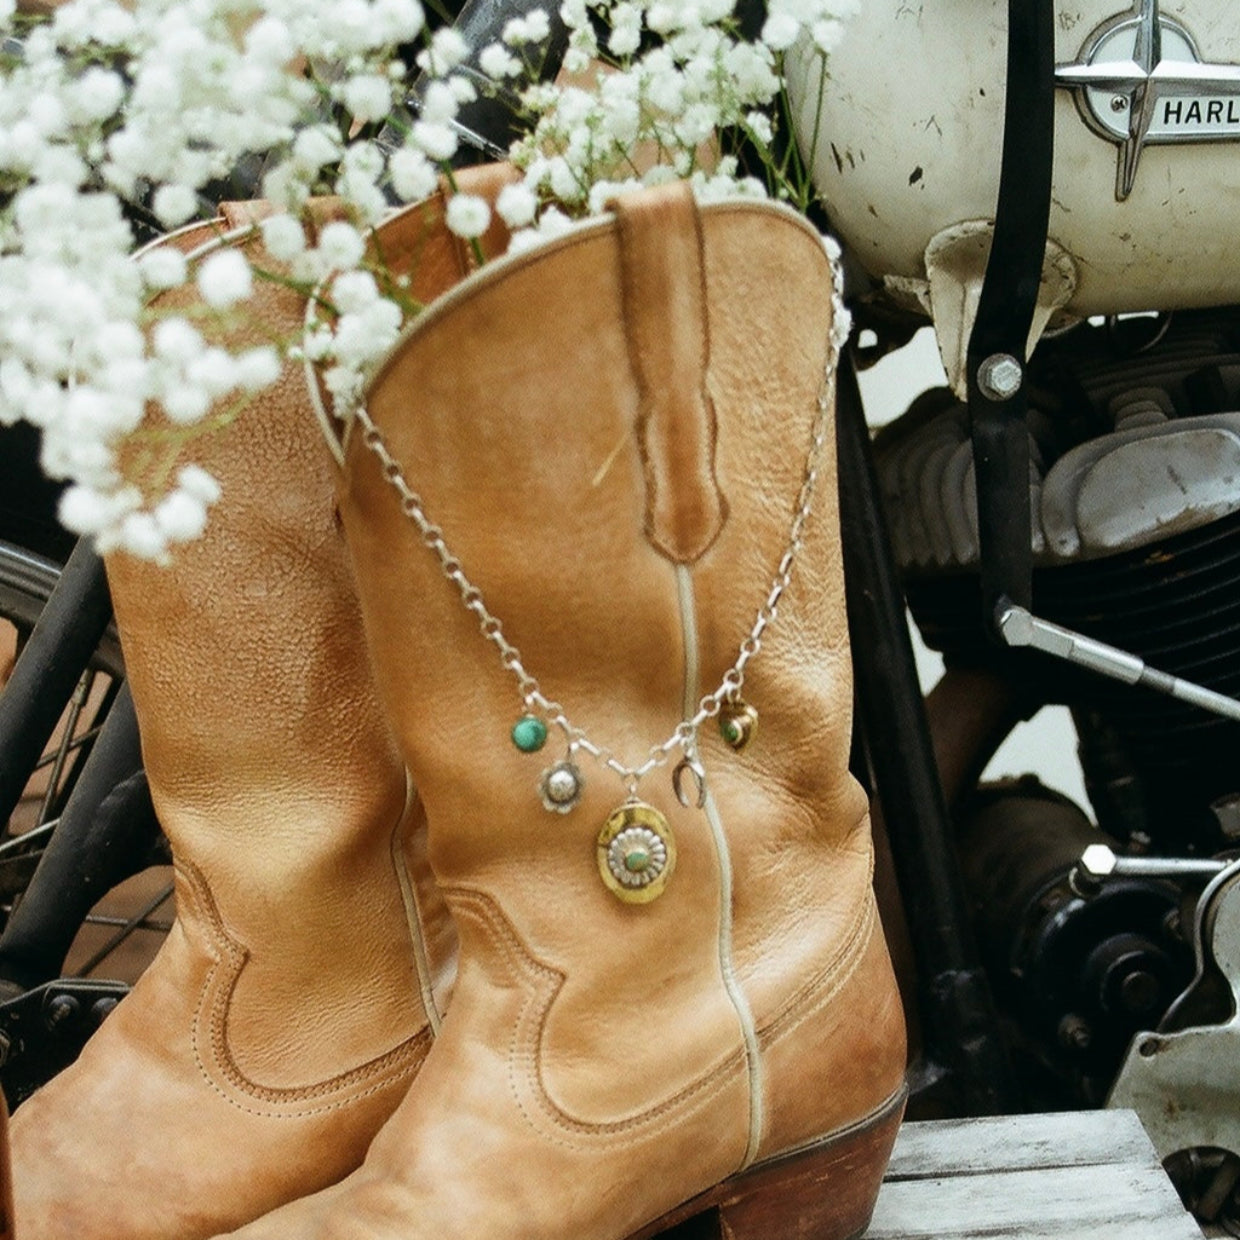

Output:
xmin=624 ymin=849 xmax=651 ymax=873
xmin=511 ymin=715 xmax=548 ymax=753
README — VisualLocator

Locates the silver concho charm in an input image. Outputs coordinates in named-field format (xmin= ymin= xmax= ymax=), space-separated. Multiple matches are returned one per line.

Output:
xmin=596 ymin=801 xmax=675 ymax=903
xmin=539 ymin=759 xmax=584 ymax=813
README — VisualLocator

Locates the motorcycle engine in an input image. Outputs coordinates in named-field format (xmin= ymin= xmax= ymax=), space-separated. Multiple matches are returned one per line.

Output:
xmin=877 ymin=308 xmax=1240 ymax=855
xmin=874 ymin=311 xmax=1240 ymax=1105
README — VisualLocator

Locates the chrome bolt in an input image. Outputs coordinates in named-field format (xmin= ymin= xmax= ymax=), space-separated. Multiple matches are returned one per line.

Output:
xmin=976 ymin=353 xmax=1024 ymax=401
xmin=1079 ymin=843 xmax=1227 ymax=883
xmin=1111 ymin=94 xmax=1129 ymax=113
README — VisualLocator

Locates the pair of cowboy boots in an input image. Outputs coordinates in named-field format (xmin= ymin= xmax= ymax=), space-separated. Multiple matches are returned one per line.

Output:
xmin=11 ymin=179 xmax=906 ymax=1240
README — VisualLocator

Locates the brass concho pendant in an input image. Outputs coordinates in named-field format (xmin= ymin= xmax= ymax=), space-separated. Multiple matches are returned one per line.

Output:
xmin=719 ymin=699 xmax=759 ymax=751
xmin=597 ymin=801 xmax=676 ymax=904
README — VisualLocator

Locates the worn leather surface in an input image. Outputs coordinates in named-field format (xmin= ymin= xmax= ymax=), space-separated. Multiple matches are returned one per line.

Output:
xmin=8 ymin=208 xmax=481 ymax=1238
xmin=216 ymin=184 xmax=906 ymax=1240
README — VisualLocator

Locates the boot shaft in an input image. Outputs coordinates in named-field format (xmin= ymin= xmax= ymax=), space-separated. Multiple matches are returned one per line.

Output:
xmin=98 ymin=212 xmax=460 ymax=1101
xmin=338 ymin=183 xmax=904 ymax=1167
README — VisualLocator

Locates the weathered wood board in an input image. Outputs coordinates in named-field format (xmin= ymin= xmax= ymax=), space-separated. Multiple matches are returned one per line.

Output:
xmin=868 ymin=1109 xmax=1205 ymax=1240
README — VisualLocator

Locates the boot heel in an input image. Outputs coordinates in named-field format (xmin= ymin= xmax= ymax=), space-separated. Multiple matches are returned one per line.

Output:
xmin=712 ymin=1089 xmax=905 ymax=1240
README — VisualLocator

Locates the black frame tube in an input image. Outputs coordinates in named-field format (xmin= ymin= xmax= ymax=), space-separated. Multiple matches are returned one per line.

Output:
xmin=0 ymin=541 xmax=113 ymax=829
xmin=838 ymin=350 xmax=1017 ymax=1114
xmin=0 ymin=683 xmax=159 ymax=989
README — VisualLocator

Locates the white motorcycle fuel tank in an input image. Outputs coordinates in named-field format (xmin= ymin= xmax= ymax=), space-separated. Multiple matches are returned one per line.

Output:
xmin=786 ymin=0 xmax=1240 ymax=389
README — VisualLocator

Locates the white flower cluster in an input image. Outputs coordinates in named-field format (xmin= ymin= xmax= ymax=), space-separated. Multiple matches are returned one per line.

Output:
xmin=490 ymin=0 xmax=860 ymax=247
xmin=0 ymin=0 xmax=459 ymax=558
xmin=0 ymin=0 xmax=857 ymax=558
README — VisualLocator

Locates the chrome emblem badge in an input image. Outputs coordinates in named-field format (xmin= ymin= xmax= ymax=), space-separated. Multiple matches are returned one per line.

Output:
xmin=1056 ymin=0 xmax=1240 ymax=200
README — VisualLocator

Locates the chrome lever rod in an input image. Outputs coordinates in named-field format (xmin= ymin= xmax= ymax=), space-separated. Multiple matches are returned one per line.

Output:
xmin=996 ymin=602 xmax=1240 ymax=725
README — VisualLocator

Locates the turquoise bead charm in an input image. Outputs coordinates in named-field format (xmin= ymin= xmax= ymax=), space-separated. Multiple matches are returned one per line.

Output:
xmin=511 ymin=715 xmax=548 ymax=753
xmin=719 ymin=700 xmax=759 ymax=752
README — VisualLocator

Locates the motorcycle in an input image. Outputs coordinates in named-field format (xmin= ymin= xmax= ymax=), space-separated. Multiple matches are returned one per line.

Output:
xmin=786 ymin=0 xmax=1240 ymax=1225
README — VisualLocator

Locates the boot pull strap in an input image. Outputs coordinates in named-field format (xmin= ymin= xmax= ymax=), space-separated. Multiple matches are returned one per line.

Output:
xmin=612 ymin=183 xmax=729 ymax=566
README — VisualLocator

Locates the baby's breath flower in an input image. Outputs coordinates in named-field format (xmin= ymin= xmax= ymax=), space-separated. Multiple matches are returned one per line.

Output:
xmin=188 ymin=347 xmax=241 ymax=397
xmin=445 ymin=194 xmax=491 ymax=240
xmin=177 ymin=464 xmax=222 ymax=505
xmin=1 ymin=0 xmax=858 ymax=555
xmin=338 ymin=142 xmax=388 ymax=222
xmin=118 ymin=510 xmax=168 ymax=561
xmin=525 ymin=8 xmax=552 ymax=39
xmin=259 ymin=214 xmax=307 ymax=262
xmin=59 ymin=485 xmax=126 ymax=538
xmin=411 ymin=120 xmax=458 ymax=163
xmin=479 ymin=43 xmax=522 ymax=80
xmin=761 ymin=12 xmax=800 ymax=50
xmin=501 ymin=14 xmax=537 ymax=45
xmin=810 ymin=17 xmax=845 ymax=53
xmin=420 ymin=80 xmax=460 ymax=125
xmin=341 ymin=74 xmax=393 ymax=123
xmin=317 ymin=221 xmax=366 ymax=271
xmin=154 ymin=489 xmax=209 ymax=543
xmin=606 ymin=3 xmax=642 ymax=56
xmin=417 ymin=27 xmax=468 ymax=75
xmin=448 ymin=75 xmax=478 ymax=104
xmin=588 ymin=177 xmax=639 ymax=214
xmin=245 ymin=17 xmax=295 ymax=65
xmin=66 ymin=69 xmax=125 ymax=125
xmin=389 ymin=146 xmax=439 ymax=202
xmin=496 ymin=182 xmax=538 ymax=228
xmin=162 ymin=384 xmax=211 ymax=424
xmin=196 ymin=249 xmax=253 ymax=309
xmin=152 ymin=185 xmax=198 ymax=228
xmin=371 ymin=0 xmax=424 ymax=42
xmin=138 ymin=248 xmax=188 ymax=292
xmin=152 ymin=319 xmax=205 ymax=365
xmin=237 ymin=346 xmax=282 ymax=391
xmin=331 ymin=270 xmax=381 ymax=315
xmin=293 ymin=126 xmax=342 ymax=173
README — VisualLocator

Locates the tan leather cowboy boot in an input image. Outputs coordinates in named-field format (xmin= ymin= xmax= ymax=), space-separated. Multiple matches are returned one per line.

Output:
xmin=7 ymin=190 xmax=510 ymax=1238
xmin=0 ymin=1095 xmax=12 ymax=1240
xmin=215 ymin=180 xmax=907 ymax=1240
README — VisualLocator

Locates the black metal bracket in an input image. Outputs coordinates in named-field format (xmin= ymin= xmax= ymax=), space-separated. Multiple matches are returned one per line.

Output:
xmin=966 ymin=0 xmax=1056 ymax=632
xmin=0 ymin=978 xmax=130 ymax=1109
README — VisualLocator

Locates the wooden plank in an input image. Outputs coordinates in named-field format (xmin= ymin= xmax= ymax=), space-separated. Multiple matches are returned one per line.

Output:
xmin=869 ymin=1110 xmax=1205 ymax=1240
xmin=884 ymin=1109 xmax=1158 ymax=1179
xmin=870 ymin=1163 xmax=1203 ymax=1239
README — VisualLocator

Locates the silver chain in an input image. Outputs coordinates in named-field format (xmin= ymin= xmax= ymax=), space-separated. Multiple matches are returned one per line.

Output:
xmin=354 ymin=350 xmax=836 ymax=795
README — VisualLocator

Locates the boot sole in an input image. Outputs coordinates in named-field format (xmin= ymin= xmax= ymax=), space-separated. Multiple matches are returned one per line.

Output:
xmin=629 ymin=1084 xmax=907 ymax=1240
